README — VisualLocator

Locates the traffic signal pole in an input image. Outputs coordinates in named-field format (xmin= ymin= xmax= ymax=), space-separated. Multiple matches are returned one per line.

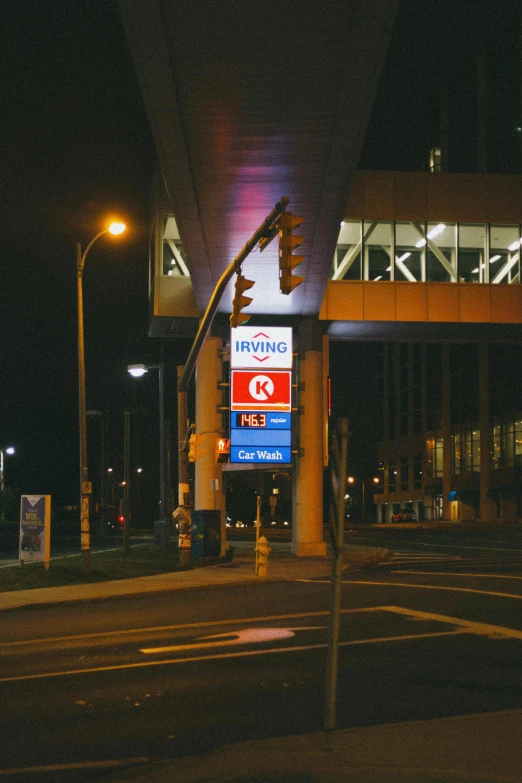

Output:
xmin=177 ymin=196 xmax=288 ymax=394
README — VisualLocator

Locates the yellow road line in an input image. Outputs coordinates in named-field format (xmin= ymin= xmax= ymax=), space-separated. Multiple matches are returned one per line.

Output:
xmin=0 ymin=757 xmax=148 ymax=776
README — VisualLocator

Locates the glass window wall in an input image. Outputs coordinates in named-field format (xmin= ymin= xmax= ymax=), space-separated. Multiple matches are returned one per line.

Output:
xmin=426 ymin=433 xmax=443 ymax=478
xmin=458 ymin=225 xmax=486 ymax=283
xmin=489 ymin=225 xmax=521 ymax=284
xmin=331 ymin=221 xmax=362 ymax=280
xmin=162 ymin=215 xmax=189 ymax=277
xmin=332 ymin=220 xmax=521 ymax=285
xmin=452 ymin=427 xmax=480 ymax=474
xmin=492 ymin=413 xmax=522 ymax=468
xmin=426 ymin=223 xmax=457 ymax=282
xmin=395 ymin=223 xmax=422 ymax=281
xmin=364 ymin=221 xmax=393 ymax=281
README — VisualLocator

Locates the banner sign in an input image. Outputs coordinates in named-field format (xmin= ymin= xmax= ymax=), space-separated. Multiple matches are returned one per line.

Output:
xmin=230 ymin=326 xmax=292 ymax=369
xmin=19 ymin=495 xmax=51 ymax=567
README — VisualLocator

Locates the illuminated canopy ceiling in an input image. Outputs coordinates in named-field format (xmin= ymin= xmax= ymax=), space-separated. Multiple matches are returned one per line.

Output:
xmin=118 ymin=0 xmax=399 ymax=318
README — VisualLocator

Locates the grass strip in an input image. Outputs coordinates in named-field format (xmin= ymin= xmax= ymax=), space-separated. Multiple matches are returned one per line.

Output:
xmin=0 ymin=544 xmax=186 ymax=593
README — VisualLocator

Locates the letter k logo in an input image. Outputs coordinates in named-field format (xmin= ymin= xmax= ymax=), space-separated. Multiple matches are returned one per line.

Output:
xmin=249 ymin=375 xmax=274 ymax=401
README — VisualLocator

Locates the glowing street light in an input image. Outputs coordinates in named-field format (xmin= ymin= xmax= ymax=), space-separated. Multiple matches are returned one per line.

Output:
xmin=78 ymin=221 xmax=126 ymax=572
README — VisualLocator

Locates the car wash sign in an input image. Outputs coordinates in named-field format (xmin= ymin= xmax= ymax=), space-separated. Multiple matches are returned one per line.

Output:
xmin=230 ymin=327 xmax=292 ymax=464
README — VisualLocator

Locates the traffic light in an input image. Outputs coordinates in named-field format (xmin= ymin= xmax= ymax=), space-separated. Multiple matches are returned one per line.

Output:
xmin=230 ymin=273 xmax=254 ymax=328
xmin=278 ymin=211 xmax=305 ymax=295
xmin=215 ymin=437 xmax=230 ymax=464
xmin=188 ymin=432 xmax=198 ymax=463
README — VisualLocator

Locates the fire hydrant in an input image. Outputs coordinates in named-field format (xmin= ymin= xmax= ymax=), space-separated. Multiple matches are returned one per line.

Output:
xmin=255 ymin=535 xmax=272 ymax=577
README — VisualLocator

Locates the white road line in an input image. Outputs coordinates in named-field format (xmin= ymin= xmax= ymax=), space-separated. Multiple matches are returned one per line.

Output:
xmin=341 ymin=579 xmax=522 ymax=602
xmin=0 ymin=607 xmax=388 ymax=649
xmin=386 ymin=542 xmax=522 ymax=553
xmin=394 ymin=570 xmax=522 ymax=579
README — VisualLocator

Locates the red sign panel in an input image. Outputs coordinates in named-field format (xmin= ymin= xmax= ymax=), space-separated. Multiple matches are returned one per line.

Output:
xmin=231 ymin=370 xmax=292 ymax=412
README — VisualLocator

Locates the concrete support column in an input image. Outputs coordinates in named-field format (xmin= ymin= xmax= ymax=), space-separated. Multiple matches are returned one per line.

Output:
xmin=292 ymin=321 xmax=327 ymax=557
xmin=195 ymin=336 xmax=223 ymax=513
xmin=442 ymin=344 xmax=452 ymax=520
xmin=479 ymin=343 xmax=492 ymax=523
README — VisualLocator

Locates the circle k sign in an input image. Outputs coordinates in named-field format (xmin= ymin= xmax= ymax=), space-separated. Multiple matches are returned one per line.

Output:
xmin=231 ymin=370 xmax=291 ymax=411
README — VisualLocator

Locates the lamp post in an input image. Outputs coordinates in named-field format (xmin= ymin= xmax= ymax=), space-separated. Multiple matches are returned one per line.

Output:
xmin=0 ymin=447 xmax=15 ymax=524
xmin=78 ymin=221 xmax=126 ymax=572
xmin=127 ymin=363 xmax=166 ymax=546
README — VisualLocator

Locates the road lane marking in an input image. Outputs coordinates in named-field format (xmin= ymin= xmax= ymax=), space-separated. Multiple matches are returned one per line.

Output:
xmin=0 ymin=757 xmax=149 ymax=776
xmin=0 ymin=607 xmax=389 ymax=649
xmin=341 ymin=579 xmax=522 ymax=601
xmin=300 ymin=577 xmax=522 ymax=601
xmin=394 ymin=571 xmax=522 ymax=579
xmin=0 ymin=630 xmax=466 ymax=683
xmin=140 ymin=626 xmax=322 ymax=654
xmin=383 ymin=605 xmax=522 ymax=641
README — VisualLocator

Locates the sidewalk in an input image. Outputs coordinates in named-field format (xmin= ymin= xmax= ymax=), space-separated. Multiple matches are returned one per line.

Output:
xmin=0 ymin=541 xmax=389 ymax=612
xmin=108 ymin=709 xmax=522 ymax=783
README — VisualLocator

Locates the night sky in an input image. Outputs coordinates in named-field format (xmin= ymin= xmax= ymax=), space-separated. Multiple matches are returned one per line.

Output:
xmin=1 ymin=0 xmax=520 ymax=519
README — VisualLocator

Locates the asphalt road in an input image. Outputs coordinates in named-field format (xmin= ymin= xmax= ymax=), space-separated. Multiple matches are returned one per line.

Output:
xmin=2 ymin=529 xmax=522 ymax=781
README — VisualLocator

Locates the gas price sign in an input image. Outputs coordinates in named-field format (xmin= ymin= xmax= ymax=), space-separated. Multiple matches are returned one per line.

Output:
xmin=229 ymin=327 xmax=293 ymax=466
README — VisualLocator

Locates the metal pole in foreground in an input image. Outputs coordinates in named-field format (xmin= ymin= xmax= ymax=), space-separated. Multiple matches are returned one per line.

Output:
xmin=324 ymin=418 xmax=349 ymax=749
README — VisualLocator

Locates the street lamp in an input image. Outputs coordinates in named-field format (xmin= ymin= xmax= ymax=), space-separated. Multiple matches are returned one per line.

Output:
xmin=78 ymin=221 xmax=126 ymax=572
xmin=127 ymin=363 xmax=166 ymax=545
xmin=0 ymin=447 xmax=15 ymax=523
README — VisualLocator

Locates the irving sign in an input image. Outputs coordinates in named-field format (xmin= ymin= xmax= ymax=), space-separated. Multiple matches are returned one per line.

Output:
xmin=230 ymin=326 xmax=292 ymax=369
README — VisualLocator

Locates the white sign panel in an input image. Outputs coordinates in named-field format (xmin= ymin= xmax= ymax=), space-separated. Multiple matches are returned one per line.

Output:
xmin=230 ymin=326 xmax=293 ymax=369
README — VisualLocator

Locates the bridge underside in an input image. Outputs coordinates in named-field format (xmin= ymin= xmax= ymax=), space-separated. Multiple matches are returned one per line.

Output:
xmin=118 ymin=0 xmax=399 ymax=317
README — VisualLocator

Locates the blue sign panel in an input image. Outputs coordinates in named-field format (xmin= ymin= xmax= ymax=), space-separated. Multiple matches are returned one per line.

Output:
xmin=231 ymin=446 xmax=292 ymax=464
xmin=230 ymin=429 xmax=291 ymax=447
xmin=230 ymin=409 xmax=292 ymax=464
